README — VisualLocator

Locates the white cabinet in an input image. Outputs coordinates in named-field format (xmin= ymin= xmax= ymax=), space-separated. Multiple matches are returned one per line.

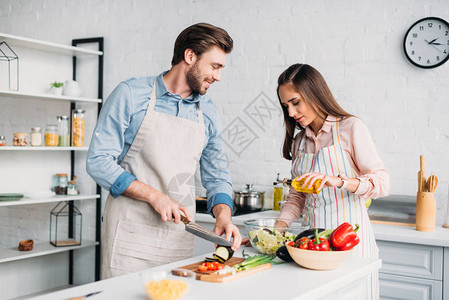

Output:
xmin=0 ymin=33 xmax=103 ymax=299
xmin=378 ymin=240 xmax=446 ymax=300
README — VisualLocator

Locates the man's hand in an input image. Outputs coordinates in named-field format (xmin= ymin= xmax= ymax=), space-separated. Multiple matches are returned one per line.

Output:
xmin=123 ymin=180 xmax=192 ymax=223
xmin=212 ymin=204 xmax=242 ymax=251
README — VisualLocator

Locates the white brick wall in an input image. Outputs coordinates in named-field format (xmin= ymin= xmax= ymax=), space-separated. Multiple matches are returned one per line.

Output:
xmin=1 ymin=0 xmax=449 ymax=292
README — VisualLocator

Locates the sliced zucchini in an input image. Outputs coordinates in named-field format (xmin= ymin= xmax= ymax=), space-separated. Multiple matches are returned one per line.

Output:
xmin=214 ymin=245 xmax=234 ymax=262
xmin=204 ymin=256 xmax=218 ymax=262
xmin=213 ymin=254 xmax=225 ymax=263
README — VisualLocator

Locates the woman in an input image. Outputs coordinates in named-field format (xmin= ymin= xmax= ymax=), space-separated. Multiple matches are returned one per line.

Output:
xmin=277 ymin=64 xmax=390 ymax=299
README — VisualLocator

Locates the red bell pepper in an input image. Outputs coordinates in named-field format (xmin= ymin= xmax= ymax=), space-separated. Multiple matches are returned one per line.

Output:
xmin=337 ymin=235 xmax=360 ymax=251
xmin=329 ymin=222 xmax=359 ymax=250
xmin=308 ymin=228 xmax=330 ymax=251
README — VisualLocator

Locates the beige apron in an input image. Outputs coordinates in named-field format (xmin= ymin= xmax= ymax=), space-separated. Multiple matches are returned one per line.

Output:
xmin=101 ymin=81 xmax=205 ymax=279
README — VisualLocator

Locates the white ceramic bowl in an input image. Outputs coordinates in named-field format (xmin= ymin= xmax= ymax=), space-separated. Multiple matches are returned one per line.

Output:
xmin=286 ymin=245 xmax=352 ymax=270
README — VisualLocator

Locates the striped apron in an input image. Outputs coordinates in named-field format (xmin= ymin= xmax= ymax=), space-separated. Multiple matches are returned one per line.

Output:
xmin=292 ymin=122 xmax=379 ymax=299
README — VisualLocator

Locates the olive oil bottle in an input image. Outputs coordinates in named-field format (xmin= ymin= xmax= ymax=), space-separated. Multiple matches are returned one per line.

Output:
xmin=278 ymin=177 xmax=322 ymax=194
xmin=273 ymin=174 xmax=284 ymax=211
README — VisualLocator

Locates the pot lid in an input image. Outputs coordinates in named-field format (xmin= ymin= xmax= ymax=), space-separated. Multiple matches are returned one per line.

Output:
xmin=234 ymin=184 xmax=265 ymax=195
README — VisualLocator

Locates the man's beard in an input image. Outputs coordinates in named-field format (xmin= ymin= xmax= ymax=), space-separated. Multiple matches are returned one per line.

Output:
xmin=186 ymin=61 xmax=206 ymax=95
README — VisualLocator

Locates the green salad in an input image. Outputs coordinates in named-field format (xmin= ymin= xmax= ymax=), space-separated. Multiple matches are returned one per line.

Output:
xmin=248 ymin=228 xmax=296 ymax=254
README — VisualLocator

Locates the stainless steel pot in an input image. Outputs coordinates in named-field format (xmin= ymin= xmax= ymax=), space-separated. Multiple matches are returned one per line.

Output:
xmin=234 ymin=184 xmax=264 ymax=211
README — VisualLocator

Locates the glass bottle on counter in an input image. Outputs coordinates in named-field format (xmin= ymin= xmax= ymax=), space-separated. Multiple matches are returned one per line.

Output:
xmin=273 ymin=173 xmax=283 ymax=211
xmin=30 ymin=127 xmax=42 ymax=146
xmin=72 ymin=109 xmax=85 ymax=147
xmin=276 ymin=177 xmax=322 ymax=194
xmin=0 ymin=136 xmax=6 ymax=146
xmin=45 ymin=124 xmax=59 ymax=146
xmin=13 ymin=132 xmax=28 ymax=146
xmin=53 ymin=173 xmax=68 ymax=195
xmin=57 ymin=116 xmax=70 ymax=147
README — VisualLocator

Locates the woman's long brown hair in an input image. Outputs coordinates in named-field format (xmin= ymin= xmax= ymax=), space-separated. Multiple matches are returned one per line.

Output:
xmin=277 ymin=64 xmax=354 ymax=160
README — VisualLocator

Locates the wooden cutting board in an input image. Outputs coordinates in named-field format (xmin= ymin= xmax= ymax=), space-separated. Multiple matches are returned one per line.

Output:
xmin=175 ymin=257 xmax=271 ymax=283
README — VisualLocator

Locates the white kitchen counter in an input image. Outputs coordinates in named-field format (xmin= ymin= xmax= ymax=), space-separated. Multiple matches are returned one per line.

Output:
xmin=31 ymin=247 xmax=380 ymax=300
xmin=196 ymin=210 xmax=449 ymax=247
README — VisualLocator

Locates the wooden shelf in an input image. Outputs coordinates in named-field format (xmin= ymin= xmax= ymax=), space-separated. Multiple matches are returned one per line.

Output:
xmin=0 ymin=240 xmax=99 ymax=264
xmin=0 ymin=90 xmax=102 ymax=103
xmin=0 ymin=194 xmax=100 ymax=207
xmin=0 ymin=146 xmax=88 ymax=151
xmin=0 ymin=33 xmax=103 ymax=56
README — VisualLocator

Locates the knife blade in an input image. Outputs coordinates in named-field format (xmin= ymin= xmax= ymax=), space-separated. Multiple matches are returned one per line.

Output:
xmin=180 ymin=215 xmax=232 ymax=247
xmin=66 ymin=290 xmax=102 ymax=300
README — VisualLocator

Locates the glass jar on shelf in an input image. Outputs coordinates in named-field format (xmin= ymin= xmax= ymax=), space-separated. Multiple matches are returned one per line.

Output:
xmin=53 ymin=173 xmax=68 ymax=195
xmin=13 ymin=132 xmax=28 ymax=146
xmin=67 ymin=180 xmax=79 ymax=195
xmin=0 ymin=135 xmax=6 ymax=146
xmin=30 ymin=127 xmax=42 ymax=146
xmin=57 ymin=116 xmax=70 ymax=147
xmin=45 ymin=124 xmax=59 ymax=147
xmin=72 ymin=109 xmax=85 ymax=147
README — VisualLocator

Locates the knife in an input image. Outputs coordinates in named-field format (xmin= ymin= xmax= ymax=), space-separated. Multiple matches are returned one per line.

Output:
xmin=180 ymin=215 xmax=232 ymax=247
xmin=66 ymin=291 xmax=102 ymax=300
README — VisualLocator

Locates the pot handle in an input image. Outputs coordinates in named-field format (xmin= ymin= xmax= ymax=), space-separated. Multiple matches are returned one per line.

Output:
xmin=246 ymin=184 xmax=253 ymax=190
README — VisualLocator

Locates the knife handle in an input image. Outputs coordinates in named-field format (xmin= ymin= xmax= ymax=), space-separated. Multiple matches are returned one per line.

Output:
xmin=180 ymin=215 xmax=189 ymax=224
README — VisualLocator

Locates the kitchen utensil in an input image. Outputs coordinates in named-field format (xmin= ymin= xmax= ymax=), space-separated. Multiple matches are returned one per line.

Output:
xmin=244 ymin=218 xmax=310 ymax=254
xmin=427 ymin=174 xmax=438 ymax=193
xmin=66 ymin=290 xmax=102 ymax=300
xmin=416 ymin=191 xmax=436 ymax=232
xmin=286 ymin=245 xmax=352 ymax=270
xmin=419 ymin=155 xmax=427 ymax=192
xmin=180 ymin=215 xmax=232 ymax=247
xmin=175 ymin=256 xmax=271 ymax=283
xmin=233 ymin=184 xmax=264 ymax=211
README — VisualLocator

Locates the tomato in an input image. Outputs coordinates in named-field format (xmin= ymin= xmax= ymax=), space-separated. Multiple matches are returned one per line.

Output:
xmin=198 ymin=264 xmax=208 ymax=272
xmin=206 ymin=262 xmax=215 ymax=270
xmin=287 ymin=241 xmax=295 ymax=246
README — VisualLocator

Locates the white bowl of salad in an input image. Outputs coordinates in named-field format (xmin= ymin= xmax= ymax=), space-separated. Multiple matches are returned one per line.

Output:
xmin=244 ymin=218 xmax=310 ymax=255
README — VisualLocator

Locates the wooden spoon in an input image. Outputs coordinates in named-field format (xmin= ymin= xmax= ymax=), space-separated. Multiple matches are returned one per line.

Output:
xmin=427 ymin=174 xmax=438 ymax=193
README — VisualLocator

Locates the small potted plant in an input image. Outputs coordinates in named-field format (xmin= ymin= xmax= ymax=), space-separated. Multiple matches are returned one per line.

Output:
xmin=50 ymin=81 xmax=64 ymax=96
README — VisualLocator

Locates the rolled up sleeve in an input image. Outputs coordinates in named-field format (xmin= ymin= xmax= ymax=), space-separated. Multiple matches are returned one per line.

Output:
xmin=86 ymin=82 xmax=135 ymax=196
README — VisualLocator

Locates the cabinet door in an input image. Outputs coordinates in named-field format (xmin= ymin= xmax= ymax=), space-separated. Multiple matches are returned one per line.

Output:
xmin=377 ymin=240 xmax=443 ymax=280
xmin=380 ymin=273 xmax=442 ymax=300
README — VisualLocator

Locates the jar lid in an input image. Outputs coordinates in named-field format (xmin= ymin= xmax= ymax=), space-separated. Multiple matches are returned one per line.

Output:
xmin=14 ymin=132 xmax=28 ymax=137
xmin=57 ymin=115 xmax=69 ymax=120
xmin=0 ymin=135 xmax=5 ymax=139
xmin=74 ymin=109 xmax=85 ymax=113
xmin=31 ymin=127 xmax=41 ymax=131
xmin=46 ymin=124 xmax=58 ymax=130
xmin=56 ymin=173 xmax=68 ymax=177
xmin=68 ymin=180 xmax=76 ymax=184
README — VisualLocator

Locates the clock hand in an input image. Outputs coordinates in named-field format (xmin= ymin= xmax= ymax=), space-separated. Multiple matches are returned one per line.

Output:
xmin=429 ymin=44 xmax=442 ymax=53
xmin=430 ymin=42 xmax=442 ymax=45
xmin=428 ymin=38 xmax=438 ymax=44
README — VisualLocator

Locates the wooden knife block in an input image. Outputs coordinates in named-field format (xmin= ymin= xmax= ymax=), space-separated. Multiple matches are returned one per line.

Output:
xmin=416 ymin=192 xmax=436 ymax=232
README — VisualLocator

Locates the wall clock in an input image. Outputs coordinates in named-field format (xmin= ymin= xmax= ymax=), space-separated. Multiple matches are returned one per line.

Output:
xmin=403 ymin=17 xmax=449 ymax=68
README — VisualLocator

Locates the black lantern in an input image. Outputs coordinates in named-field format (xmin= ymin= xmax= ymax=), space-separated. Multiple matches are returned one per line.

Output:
xmin=50 ymin=201 xmax=82 ymax=247
xmin=0 ymin=41 xmax=19 ymax=91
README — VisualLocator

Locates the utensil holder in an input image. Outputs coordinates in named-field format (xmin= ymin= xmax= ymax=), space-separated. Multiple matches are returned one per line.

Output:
xmin=416 ymin=192 xmax=436 ymax=232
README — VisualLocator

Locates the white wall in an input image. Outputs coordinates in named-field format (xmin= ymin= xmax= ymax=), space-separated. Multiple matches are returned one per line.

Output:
xmin=1 ymin=0 xmax=448 ymax=291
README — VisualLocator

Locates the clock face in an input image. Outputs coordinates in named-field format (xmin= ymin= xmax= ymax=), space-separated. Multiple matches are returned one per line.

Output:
xmin=403 ymin=17 xmax=449 ymax=68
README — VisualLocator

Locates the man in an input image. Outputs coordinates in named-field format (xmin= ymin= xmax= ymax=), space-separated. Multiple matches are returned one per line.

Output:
xmin=87 ymin=23 xmax=242 ymax=279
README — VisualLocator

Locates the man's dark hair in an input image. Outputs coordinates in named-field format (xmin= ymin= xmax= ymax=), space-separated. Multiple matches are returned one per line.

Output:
xmin=171 ymin=23 xmax=233 ymax=66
